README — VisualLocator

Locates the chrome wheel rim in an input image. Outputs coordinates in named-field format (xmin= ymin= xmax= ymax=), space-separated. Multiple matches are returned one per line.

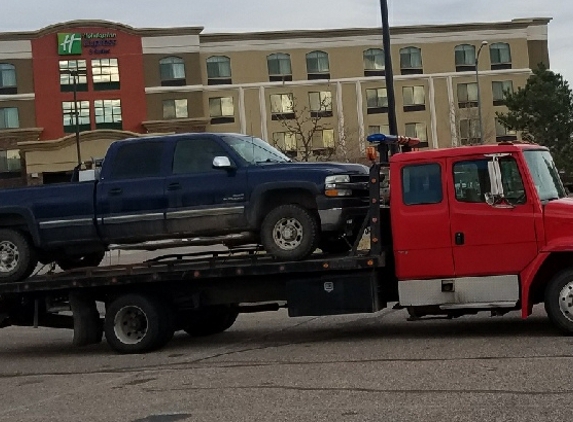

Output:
xmin=558 ymin=281 xmax=573 ymax=322
xmin=0 ymin=241 xmax=19 ymax=273
xmin=114 ymin=306 xmax=148 ymax=345
xmin=272 ymin=217 xmax=304 ymax=250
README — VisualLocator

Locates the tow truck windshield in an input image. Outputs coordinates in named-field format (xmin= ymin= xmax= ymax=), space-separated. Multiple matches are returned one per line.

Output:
xmin=523 ymin=150 xmax=567 ymax=202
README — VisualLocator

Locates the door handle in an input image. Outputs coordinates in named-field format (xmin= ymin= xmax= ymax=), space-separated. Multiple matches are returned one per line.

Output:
xmin=167 ymin=182 xmax=181 ymax=191
xmin=455 ymin=232 xmax=465 ymax=245
xmin=109 ymin=188 xmax=122 ymax=195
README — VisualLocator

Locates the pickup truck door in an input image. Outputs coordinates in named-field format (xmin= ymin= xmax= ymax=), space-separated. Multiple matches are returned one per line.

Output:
xmin=164 ymin=137 xmax=248 ymax=236
xmin=96 ymin=141 xmax=169 ymax=243
xmin=447 ymin=155 xmax=537 ymax=277
xmin=391 ymin=160 xmax=456 ymax=280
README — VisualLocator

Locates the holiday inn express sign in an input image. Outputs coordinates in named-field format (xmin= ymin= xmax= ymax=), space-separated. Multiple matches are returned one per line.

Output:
xmin=57 ymin=32 xmax=117 ymax=55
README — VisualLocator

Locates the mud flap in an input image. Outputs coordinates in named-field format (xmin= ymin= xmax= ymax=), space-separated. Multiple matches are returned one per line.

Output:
xmin=69 ymin=292 xmax=103 ymax=346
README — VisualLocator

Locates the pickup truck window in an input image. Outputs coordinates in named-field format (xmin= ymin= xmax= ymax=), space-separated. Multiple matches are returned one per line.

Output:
xmin=221 ymin=135 xmax=291 ymax=164
xmin=173 ymin=138 xmax=229 ymax=174
xmin=402 ymin=163 xmax=442 ymax=205
xmin=110 ymin=142 xmax=164 ymax=180
xmin=453 ymin=157 xmax=526 ymax=204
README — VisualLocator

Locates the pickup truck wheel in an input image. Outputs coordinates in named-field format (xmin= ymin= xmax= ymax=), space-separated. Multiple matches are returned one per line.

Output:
xmin=260 ymin=204 xmax=318 ymax=261
xmin=0 ymin=229 xmax=38 ymax=283
xmin=183 ymin=305 xmax=239 ymax=337
xmin=56 ymin=251 xmax=106 ymax=271
xmin=545 ymin=269 xmax=573 ymax=335
xmin=104 ymin=294 xmax=174 ymax=354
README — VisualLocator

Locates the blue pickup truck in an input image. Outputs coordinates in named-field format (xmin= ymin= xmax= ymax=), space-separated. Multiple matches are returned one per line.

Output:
xmin=0 ymin=133 xmax=370 ymax=283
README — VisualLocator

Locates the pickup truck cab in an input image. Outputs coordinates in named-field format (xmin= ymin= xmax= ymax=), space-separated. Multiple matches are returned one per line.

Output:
xmin=0 ymin=133 xmax=369 ymax=283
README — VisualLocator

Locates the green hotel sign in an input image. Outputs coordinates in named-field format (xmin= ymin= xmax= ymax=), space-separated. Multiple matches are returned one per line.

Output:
xmin=57 ymin=32 xmax=117 ymax=56
xmin=58 ymin=33 xmax=82 ymax=55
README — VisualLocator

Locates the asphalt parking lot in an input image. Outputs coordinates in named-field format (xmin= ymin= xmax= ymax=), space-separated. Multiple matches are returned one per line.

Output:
xmin=0 ymin=303 xmax=571 ymax=422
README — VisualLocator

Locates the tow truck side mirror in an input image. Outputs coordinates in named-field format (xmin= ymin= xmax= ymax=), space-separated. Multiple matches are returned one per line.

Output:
xmin=485 ymin=158 xmax=505 ymax=206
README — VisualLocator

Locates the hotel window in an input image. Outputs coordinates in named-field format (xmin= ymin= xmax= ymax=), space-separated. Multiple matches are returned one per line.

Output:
xmin=492 ymin=81 xmax=514 ymax=106
xmin=206 ymin=56 xmax=232 ymax=85
xmin=405 ymin=122 xmax=428 ymax=145
xmin=309 ymin=91 xmax=332 ymax=117
xmin=95 ymin=99 xmax=122 ymax=130
xmin=306 ymin=51 xmax=330 ymax=80
xmin=454 ymin=44 xmax=476 ymax=72
xmin=159 ymin=57 xmax=186 ymax=86
xmin=270 ymin=93 xmax=294 ymax=120
xmin=92 ymin=58 xmax=119 ymax=91
xmin=162 ymin=99 xmax=188 ymax=119
xmin=312 ymin=129 xmax=335 ymax=149
xmin=0 ymin=64 xmax=17 ymax=95
xmin=0 ymin=107 xmax=19 ymax=129
xmin=267 ymin=53 xmax=292 ymax=82
xmin=402 ymin=86 xmax=425 ymax=111
xmin=490 ymin=43 xmax=512 ymax=70
xmin=457 ymin=83 xmax=478 ymax=108
xmin=400 ymin=47 xmax=423 ymax=75
xmin=272 ymin=132 xmax=297 ymax=152
xmin=459 ymin=118 xmax=480 ymax=145
xmin=0 ymin=149 xmax=21 ymax=175
xmin=62 ymin=101 xmax=90 ymax=133
xmin=366 ymin=88 xmax=388 ymax=114
xmin=495 ymin=119 xmax=518 ymax=142
xmin=368 ymin=124 xmax=390 ymax=135
xmin=59 ymin=60 xmax=87 ymax=92
xmin=363 ymin=48 xmax=385 ymax=76
xmin=209 ymin=97 xmax=235 ymax=124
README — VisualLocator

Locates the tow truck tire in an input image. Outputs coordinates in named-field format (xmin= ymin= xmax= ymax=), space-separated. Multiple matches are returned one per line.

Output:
xmin=104 ymin=294 xmax=174 ymax=354
xmin=544 ymin=268 xmax=573 ymax=334
xmin=56 ymin=251 xmax=106 ymax=271
xmin=260 ymin=204 xmax=319 ymax=261
xmin=0 ymin=229 xmax=38 ymax=284
xmin=183 ymin=305 xmax=239 ymax=337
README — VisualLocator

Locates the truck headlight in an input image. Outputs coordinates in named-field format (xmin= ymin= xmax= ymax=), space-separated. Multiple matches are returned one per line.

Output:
xmin=325 ymin=175 xmax=352 ymax=197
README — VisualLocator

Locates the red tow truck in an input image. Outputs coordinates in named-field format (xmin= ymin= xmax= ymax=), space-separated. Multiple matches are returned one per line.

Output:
xmin=1 ymin=135 xmax=573 ymax=353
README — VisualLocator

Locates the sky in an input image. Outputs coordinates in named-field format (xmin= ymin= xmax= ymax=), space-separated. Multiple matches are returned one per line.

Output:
xmin=2 ymin=0 xmax=572 ymax=82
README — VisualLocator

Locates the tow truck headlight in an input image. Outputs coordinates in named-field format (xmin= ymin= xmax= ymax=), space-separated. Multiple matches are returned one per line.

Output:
xmin=325 ymin=175 xmax=352 ymax=197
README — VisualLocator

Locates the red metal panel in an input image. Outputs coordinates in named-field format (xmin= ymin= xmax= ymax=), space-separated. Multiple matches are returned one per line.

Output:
xmin=31 ymin=26 xmax=147 ymax=140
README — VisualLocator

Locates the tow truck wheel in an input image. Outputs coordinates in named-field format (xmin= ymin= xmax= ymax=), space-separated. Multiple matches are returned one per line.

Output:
xmin=0 ymin=229 xmax=38 ymax=283
xmin=544 ymin=269 xmax=573 ymax=334
xmin=183 ymin=305 xmax=239 ymax=337
xmin=260 ymin=204 xmax=319 ymax=261
xmin=56 ymin=251 xmax=106 ymax=271
xmin=104 ymin=294 xmax=174 ymax=354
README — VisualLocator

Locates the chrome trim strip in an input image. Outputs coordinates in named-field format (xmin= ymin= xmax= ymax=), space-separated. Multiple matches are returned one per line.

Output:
xmin=39 ymin=218 xmax=94 ymax=228
xmin=103 ymin=213 xmax=165 ymax=224
xmin=166 ymin=206 xmax=244 ymax=219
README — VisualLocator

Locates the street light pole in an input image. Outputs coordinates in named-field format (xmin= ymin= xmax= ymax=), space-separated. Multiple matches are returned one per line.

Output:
xmin=71 ymin=70 xmax=82 ymax=166
xmin=475 ymin=40 xmax=488 ymax=144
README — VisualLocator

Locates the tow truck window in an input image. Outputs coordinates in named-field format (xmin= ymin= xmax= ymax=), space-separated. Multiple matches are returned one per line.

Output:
xmin=453 ymin=157 xmax=526 ymax=204
xmin=402 ymin=163 xmax=442 ymax=205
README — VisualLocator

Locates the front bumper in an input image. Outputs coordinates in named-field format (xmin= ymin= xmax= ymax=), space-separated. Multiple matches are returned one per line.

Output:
xmin=317 ymin=197 xmax=369 ymax=233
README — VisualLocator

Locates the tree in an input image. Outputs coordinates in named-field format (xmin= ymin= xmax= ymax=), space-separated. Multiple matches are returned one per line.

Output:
xmin=496 ymin=64 xmax=573 ymax=173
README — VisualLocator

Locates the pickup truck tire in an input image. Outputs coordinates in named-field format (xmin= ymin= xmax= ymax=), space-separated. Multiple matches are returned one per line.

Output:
xmin=104 ymin=294 xmax=175 ymax=354
xmin=260 ymin=204 xmax=319 ymax=261
xmin=183 ymin=305 xmax=239 ymax=337
xmin=0 ymin=229 xmax=38 ymax=284
xmin=545 ymin=268 xmax=573 ymax=335
xmin=56 ymin=251 xmax=106 ymax=271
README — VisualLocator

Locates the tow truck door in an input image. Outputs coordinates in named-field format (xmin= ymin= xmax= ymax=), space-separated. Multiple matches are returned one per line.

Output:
xmin=447 ymin=154 xmax=537 ymax=276
xmin=391 ymin=159 xmax=456 ymax=279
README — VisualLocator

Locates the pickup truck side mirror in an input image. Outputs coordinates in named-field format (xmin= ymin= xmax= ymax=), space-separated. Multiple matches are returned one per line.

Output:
xmin=213 ymin=156 xmax=234 ymax=169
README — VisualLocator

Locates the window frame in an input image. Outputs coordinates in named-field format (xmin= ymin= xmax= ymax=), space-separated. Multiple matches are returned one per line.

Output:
xmin=159 ymin=56 xmax=186 ymax=86
xmin=206 ymin=56 xmax=232 ymax=85
xmin=457 ymin=82 xmax=479 ymax=108
xmin=401 ymin=163 xmax=443 ymax=206
xmin=0 ymin=107 xmax=19 ymax=129
xmin=402 ymin=85 xmax=426 ymax=111
xmin=267 ymin=53 xmax=292 ymax=82
xmin=459 ymin=118 xmax=481 ymax=145
xmin=492 ymin=80 xmax=514 ymax=106
xmin=91 ymin=58 xmax=120 ymax=91
xmin=209 ymin=97 xmax=235 ymax=124
xmin=363 ymin=48 xmax=385 ymax=76
xmin=162 ymin=99 xmax=188 ymax=120
xmin=94 ymin=99 xmax=122 ymax=130
xmin=308 ymin=91 xmax=333 ymax=117
xmin=270 ymin=93 xmax=295 ymax=120
xmin=272 ymin=131 xmax=297 ymax=152
xmin=62 ymin=100 xmax=91 ymax=133
xmin=399 ymin=46 xmax=423 ymax=75
xmin=490 ymin=42 xmax=512 ymax=70
xmin=454 ymin=44 xmax=476 ymax=72
xmin=0 ymin=64 xmax=17 ymax=95
xmin=405 ymin=122 xmax=429 ymax=147
xmin=305 ymin=51 xmax=330 ymax=80
xmin=59 ymin=60 xmax=88 ymax=93
xmin=0 ymin=149 xmax=21 ymax=176
xmin=365 ymin=87 xmax=388 ymax=114
xmin=312 ymin=129 xmax=335 ymax=150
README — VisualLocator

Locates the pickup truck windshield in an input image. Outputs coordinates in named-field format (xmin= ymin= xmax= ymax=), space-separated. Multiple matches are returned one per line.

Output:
xmin=523 ymin=150 xmax=567 ymax=201
xmin=221 ymin=135 xmax=291 ymax=164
